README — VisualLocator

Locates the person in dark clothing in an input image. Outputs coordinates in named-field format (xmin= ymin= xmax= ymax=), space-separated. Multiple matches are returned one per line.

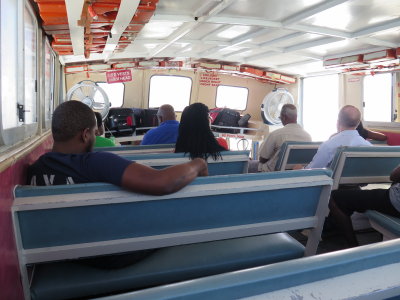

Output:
xmin=27 ymin=100 xmax=208 ymax=268
xmin=28 ymin=101 xmax=207 ymax=192
xmin=175 ymin=102 xmax=225 ymax=160
xmin=329 ymin=164 xmax=400 ymax=247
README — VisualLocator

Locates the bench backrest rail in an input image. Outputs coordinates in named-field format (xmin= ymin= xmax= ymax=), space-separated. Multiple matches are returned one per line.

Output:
xmin=331 ymin=146 xmax=400 ymax=190
xmin=122 ymin=150 xmax=250 ymax=175
xmin=95 ymin=143 xmax=175 ymax=155
xmin=275 ymin=142 xmax=321 ymax=171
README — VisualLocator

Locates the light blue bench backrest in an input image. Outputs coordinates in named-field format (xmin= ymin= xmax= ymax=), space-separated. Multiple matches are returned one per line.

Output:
xmin=94 ymin=143 xmax=175 ymax=155
xmin=330 ymin=146 xmax=400 ymax=189
xmin=106 ymin=238 xmax=400 ymax=300
xmin=13 ymin=169 xmax=332 ymax=265
xmin=275 ymin=141 xmax=321 ymax=171
xmin=122 ymin=150 xmax=250 ymax=175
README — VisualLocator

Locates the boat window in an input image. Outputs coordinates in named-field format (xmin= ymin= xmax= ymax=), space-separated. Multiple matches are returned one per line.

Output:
xmin=0 ymin=0 xmax=39 ymax=147
xmin=216 ymin=85 xmax=248 ymax=111
xmin=96 ymin=82 xmax=125 ymax=108
xmin=23 ymin=3 xmax=38 ymax=125
xmin=148 ymin=75 xmax=191 ymax=111
xmin=43 ymin=39 xmax=54 ymax=128
xmin=363 ymin=73 xmax=392 ymax=122
xmin=1 ymin=0 xmax=18 ymax=129
xmin=302 ymin=74 xmax=339 ymax=141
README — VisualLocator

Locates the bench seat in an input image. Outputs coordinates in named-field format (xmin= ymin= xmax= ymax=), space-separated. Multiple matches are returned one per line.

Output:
xmin=365 ymin=210 xmax=400 ymax=239
xmin=101 ymin=239 xmax=400 ymax=300
xmin=31 ymin=233 xmax=303 ymax=300
xmin=13 ymin=170 xmax=332 ymax=300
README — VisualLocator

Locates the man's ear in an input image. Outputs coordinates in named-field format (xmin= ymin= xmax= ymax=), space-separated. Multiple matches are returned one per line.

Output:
xmin=81 ymin=128 xmax=91 ymax=143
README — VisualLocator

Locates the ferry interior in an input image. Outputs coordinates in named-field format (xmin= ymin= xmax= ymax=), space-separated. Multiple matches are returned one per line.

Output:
xmin=1 ymin=0 xmax=400 ymax=299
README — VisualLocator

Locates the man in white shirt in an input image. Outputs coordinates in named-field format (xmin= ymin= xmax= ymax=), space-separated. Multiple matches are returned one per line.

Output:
xmin=305 ymin=105 xmax=372 ymax=169
xmin=258 ymin=104 xmax=311 ymax=172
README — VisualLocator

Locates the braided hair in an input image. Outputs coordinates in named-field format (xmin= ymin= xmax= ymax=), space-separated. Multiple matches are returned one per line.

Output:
xmin=175 ymin=103 xmax=225 ymax=160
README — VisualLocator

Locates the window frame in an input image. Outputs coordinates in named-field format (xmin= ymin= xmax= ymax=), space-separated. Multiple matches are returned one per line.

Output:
xmin=215 ymin=84 xmax=249 ymax=111
xmin=42 ymin=38 xmax=55 ymax=130
xmin=148 ymin=75 xmax=192 ymax=112
xmin=95 ymin=81 xmax=125 ymax=108
xmin=362 ymin=72 xmax=395 ymax=123
xmin=0 ymin=0 xmax=39 ymax=146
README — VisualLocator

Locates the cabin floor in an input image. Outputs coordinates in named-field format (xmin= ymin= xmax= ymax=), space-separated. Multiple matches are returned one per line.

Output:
xmin=290 ymin=228 xmax=382 ymax=254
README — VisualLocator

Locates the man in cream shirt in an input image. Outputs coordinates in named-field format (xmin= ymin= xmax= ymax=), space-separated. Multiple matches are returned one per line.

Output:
xmin=258 ymin=104 xmax=311 ymax=172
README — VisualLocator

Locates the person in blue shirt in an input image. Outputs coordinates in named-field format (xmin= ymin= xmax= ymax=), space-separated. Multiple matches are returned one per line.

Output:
xmin=304 ymin=105 xmax=372 ymax=169
xmin=141 ymin=104 xmax=179 ymax=145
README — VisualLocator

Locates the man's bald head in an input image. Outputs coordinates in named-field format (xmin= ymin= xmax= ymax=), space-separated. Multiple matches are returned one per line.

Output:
xmin=157 ymin=104 xmax=176 ymax=123
xmin=338 ymin=105 xmax=361 ymax=130
xmin=280 ymin=104 xmax=297 ymax=125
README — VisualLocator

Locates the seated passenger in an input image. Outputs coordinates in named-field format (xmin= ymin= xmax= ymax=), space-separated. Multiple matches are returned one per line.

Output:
xmin=258 ymin=104 xmax=311 ymax=172
xmin=304 ymin=105 xmax=372 ymax=169
xmin=141 ymin=104 xmax=179 ymax=145
xmin=27 ymin=101 xmax=208 ymax=268
xmin=357 ymin=121 xmax=387 ymax=142
xmin=28 ymin=101 xmax=208 ymax=193
xmin=175 ymin=102 xmax=226 ymax=160
xmin=329 ymin=164 xmax=400 ymax=247
xmin=94 ymin=112 xmax=116 ymax=147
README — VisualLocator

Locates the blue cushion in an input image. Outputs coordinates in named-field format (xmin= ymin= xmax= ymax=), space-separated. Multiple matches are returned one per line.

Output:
xmin=30 ymin=233 xmax=304 ymax=300
xmin=365 ymin=210 xmax=400 ymax=236
xmin=121 ymin=239 xmax=400 ymax=300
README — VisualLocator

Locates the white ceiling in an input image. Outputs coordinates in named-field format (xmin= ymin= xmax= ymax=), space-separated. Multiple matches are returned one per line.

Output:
xmin=61 ymin=0 xmax=400 ymax=76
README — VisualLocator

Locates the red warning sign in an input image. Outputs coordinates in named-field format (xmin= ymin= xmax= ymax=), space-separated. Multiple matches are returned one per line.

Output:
xmin=106 ymin=69 xmax=132 ymax=83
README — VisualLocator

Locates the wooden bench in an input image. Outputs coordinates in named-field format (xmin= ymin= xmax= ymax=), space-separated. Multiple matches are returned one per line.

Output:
xmin=106 ymin=238 xmax=400 ymax=300
xmin=122 ymin=150 xmax=250 ymax=175
xmin=12 ymin=169 xmax=332 ymax=300
xmin=95 ymin=143 xmax=175 ymax=155
xmin=274 ymin=141 xmax=321 ymax=171
xmin=329 ymin=146 xmax=400 ymax=190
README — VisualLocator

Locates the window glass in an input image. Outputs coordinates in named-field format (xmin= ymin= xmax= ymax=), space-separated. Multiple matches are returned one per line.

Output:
xmin=149 ymin=76 xmax=191 ymax=111
xmin=95 ymin=82 xmax=124 ymax=107
xmin=44 ymin=40 xmax=54 ymax=122
xmin=1 ymin=0 xmax=18 ymax=129
xmin=216 ymin=85 xmax=248 ymax=110
xmin=24 ymin=4 xmax=37 ymax=124
xmin=363 ymin=73 xmax=392 ymax=122
xmin=303 ymin=74 xmax=339 ymax=141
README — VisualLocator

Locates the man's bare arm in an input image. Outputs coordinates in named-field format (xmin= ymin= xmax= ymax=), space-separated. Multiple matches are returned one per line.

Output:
xmin=121 ymin=158 xmax=208 ymax=195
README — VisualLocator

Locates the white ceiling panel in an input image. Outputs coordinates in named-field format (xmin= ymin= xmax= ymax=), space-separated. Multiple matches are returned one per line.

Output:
xmin=306 ymin=39 xmax=379 ymax=57
xmin=271 ymin=33 xmax=323 ymax=48
xmin=155 ymin=0 xmax=212 ymax=16
xmin=183 ymin=23 xmax=225 ymax=40
xmin=299 ymin=0 xmax=400 ymax=32
xmin=250 ymin=29 xmax=299 ymax=44
xmin=138 ymin=21 xmax=184 ymax=39
xmin=218 ymin=0 xmax=325 ymax=21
